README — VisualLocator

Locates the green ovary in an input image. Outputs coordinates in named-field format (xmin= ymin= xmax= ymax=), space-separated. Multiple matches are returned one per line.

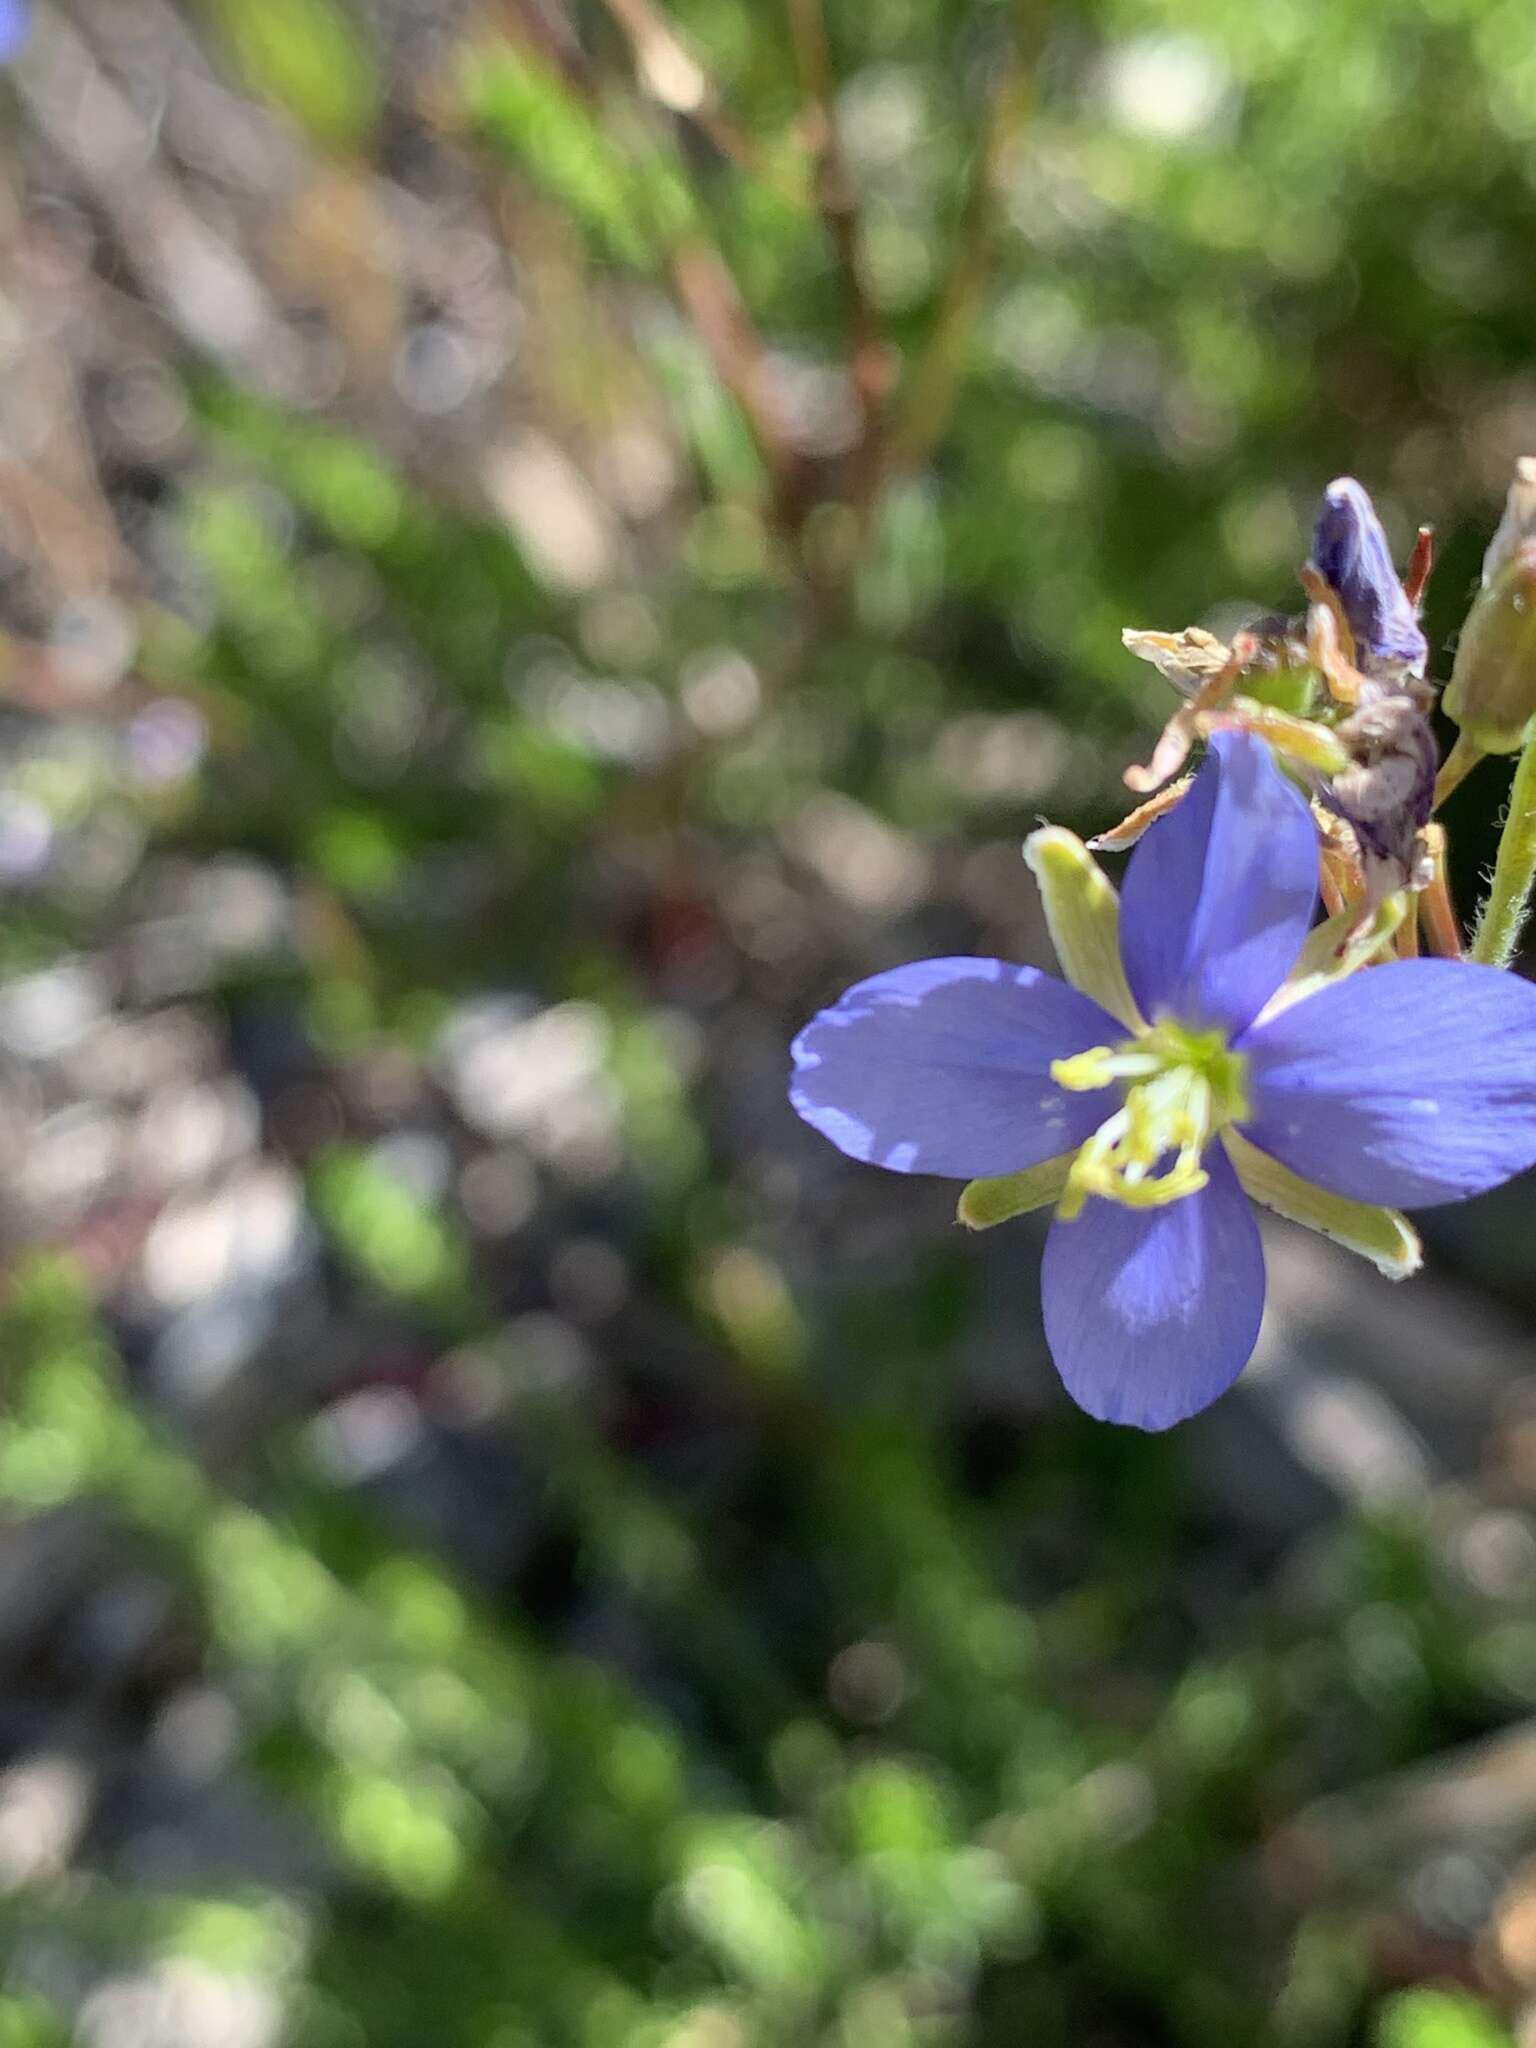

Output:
xmin=1051 ymin=1020 xmax=1250 ymax=1220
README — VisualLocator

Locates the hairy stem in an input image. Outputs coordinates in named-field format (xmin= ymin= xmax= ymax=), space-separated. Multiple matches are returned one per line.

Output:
xmin=1471 ymin=730 xmax=1536 ymax=966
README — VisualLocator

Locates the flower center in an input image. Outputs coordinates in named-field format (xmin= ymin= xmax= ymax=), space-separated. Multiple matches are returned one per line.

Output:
xmin=1050 ymin=1020 xmax=1250 ymax=1219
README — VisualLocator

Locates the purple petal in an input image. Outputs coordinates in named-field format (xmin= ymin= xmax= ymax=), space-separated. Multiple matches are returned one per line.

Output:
xmin=1041 ymin=1143 xmax=1265 ymax=1430
xmin=790 ymin=957 xmax=1120 ymax=1178
xmin=1240 ymin=959 xmax=1536 ymax=1207
xmin=0 ymin=0 xmax=26 ymax=61
xmin=1118 ymin=730 xmax=1318 ymax=1036
xmin=1312 ymin=477 xmax=1428 ymax=673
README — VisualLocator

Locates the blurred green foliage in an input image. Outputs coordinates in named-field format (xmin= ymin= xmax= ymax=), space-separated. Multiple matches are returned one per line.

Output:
xmin=5 ymin=0 xmax=1536 ymax=2044
xmin=1378 ymin=1989 xmax=1516 ymax=2048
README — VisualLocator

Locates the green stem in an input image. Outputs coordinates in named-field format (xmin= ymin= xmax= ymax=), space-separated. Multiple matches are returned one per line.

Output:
xmin=1433 ymin=730 xmax=1485 ymax=811
xmin=1471 ymin=730 xmax=1536 ymax=965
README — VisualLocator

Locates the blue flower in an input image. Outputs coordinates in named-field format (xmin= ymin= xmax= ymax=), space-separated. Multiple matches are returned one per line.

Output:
xmin=1311 ymin=476 xmax=1428 ymax=675
xmin=790 ymin=732 xmax=1536 ymax=1429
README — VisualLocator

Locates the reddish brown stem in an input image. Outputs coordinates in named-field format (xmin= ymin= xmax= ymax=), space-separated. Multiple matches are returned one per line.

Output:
xmin=669 ymin=240 xmax=799 ymax=506
xmin=881 ymin=49 xmax=1031 ymax=484
xmin=1418 ymin=829 xmax=1465 ymax=959
xmin=786 ymin=0 xmax=893 ymax=444
xmin=1403 ymin=524 xmax=1435 ymax=609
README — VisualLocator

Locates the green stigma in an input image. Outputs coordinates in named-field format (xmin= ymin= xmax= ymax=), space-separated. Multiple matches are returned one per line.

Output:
xmin=1051 ymin=1019 xmax=1250 ymax=1220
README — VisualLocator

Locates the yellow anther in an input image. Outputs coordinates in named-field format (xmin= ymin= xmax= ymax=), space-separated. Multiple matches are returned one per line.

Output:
xmin=1052 ymin=1044 xmax=1160 ymax=1092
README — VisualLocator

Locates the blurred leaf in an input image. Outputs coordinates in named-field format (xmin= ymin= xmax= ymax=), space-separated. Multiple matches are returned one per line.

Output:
xmin=310 ymin=1146 xmax=479 ymax=1323
xmin=0 ymin=2000 xmax=70 ymax=2048
xmin=459 ymin=45 xmax=693 ymax=267
xmin=1375 ymin=1989 xmax=1515 ymax=2048
xmin=193 ymin=0 xmax=380 ymax=148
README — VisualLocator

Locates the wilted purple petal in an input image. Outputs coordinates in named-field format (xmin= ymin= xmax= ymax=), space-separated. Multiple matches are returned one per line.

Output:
xmin=1312 ymin=477 xmax=1428 ymax=673
xmin=790 ymin=957 xmax=1119 ymax=1178
xmin=0 ymin=0 xmax=26 ymax=61
xmin=1041 ymin=1142 xmax=1265 ymax=1430
xmin=1240 ymin=959 xmax=1536 ymax=1206
xmin=1118 ymin=730 xmax=1317 ymax=1036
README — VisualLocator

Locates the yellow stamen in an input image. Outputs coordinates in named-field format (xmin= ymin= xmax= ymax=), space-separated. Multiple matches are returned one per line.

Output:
xmin=1051 ymin=1020 xmax=1249 ymax=1219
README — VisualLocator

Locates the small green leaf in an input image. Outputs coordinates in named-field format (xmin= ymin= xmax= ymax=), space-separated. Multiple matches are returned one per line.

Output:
xmin=1224 ymin=1130 xmax=1420 ymax=1278
xmin=958 ymin=1157 xmax=1072 ymax=1230
xmin=1022 ymin=828 xmax=1141 ymax=1030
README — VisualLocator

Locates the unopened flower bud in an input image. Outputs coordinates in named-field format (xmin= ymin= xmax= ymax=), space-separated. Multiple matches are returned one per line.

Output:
xmin=1444 ymin=539 xmax=1536 ymax=753
xmin=1480 ymin=456 xmax=1536 ymax=585
xmin=1310 ymin=476 xmax=1428 ymax=676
